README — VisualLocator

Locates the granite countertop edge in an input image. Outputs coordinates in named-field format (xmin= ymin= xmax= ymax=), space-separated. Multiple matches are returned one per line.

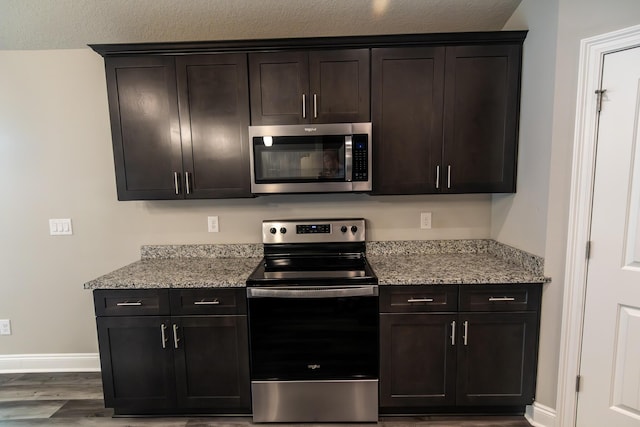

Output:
xmin=83 ymin=240 xmax=551 ymax=290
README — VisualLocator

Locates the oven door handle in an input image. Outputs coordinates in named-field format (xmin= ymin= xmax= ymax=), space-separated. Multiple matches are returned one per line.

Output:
xmin=247 ymin=285 xmax=378 ymax=299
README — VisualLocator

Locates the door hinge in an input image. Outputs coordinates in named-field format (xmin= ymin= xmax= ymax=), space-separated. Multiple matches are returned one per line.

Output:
xmin=595 ymin=89 xmax=607 ymax=113
xmin=586 ymin=241 xmax=591 ymax=260
xmin=576 ymin=375 xmax=581 ymax=392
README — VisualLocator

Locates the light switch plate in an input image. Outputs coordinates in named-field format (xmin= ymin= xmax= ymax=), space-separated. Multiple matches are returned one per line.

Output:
xmin=208 ymin=216 xmax=219 ymax=233
xmin=49 ymin=219 xmax=73 ymax=235
xmin=0 ymin=319 xmax=11 ymax=336
xmin=420 ymin=212 xmax=432 ymax=229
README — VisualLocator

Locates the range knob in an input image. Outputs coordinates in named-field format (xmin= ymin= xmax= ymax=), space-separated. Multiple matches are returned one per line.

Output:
xmin=269 ymin=227 xmax=277 ymax=234
xmin=341 ymin=226 xmax=348 ymax=233
xmin=351 ymin=225 xmax=358 ymax=233
xmin=280 ymin=227 xmax=287 ymax=234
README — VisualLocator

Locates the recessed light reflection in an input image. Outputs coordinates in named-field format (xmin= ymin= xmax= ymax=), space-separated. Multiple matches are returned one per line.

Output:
xmin=263 ymin=136 xmax=273 ymax=147
xmin=372 ymin=0 xmax=390 ymax=18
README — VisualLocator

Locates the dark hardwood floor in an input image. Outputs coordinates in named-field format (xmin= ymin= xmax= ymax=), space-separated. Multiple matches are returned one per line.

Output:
xmin=0 ymin=372 xmax=532 ymax=426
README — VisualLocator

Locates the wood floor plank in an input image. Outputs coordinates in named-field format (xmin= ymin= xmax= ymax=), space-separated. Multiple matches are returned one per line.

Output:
xmin=0 ymin=373 xmax=532 ymax=426
xmin=0 ymin=400 xmax=66 ymax=420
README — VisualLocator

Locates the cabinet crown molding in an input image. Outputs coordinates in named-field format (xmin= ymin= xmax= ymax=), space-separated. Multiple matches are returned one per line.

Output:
xmin=89 ymin=30 xmax=528 ymax=57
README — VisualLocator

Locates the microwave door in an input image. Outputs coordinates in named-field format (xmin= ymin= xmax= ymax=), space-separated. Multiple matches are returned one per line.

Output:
xmin=248 ymin=122 xmax=372 ymax=194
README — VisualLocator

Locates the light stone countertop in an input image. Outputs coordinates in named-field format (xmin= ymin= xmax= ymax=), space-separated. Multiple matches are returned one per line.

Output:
xmin=83 ymin=240 xmax=550 ymax=290
xmin=83 ymin=257 xmax=262 ymax=289
xmin=369 ymin=253 xmax=548 ymax=285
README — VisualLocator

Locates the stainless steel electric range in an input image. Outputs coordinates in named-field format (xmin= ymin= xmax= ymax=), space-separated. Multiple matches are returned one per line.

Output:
xmin=246 ymin=218 xmax=379 ymax=423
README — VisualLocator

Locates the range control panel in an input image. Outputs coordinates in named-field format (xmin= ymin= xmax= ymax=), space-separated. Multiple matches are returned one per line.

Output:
xmin=262 ymin=219 xmax=366 ymax=244
xmin=296 ymin=224 xmax=331 ymax=234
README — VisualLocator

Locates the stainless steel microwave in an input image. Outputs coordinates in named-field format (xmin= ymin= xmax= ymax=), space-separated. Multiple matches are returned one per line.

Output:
xmin=248 ymin=122 xmax=372 ymax=194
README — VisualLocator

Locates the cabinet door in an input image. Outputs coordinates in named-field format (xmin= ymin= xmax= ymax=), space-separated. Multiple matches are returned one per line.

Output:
xmin=309 ymin=49 xmax=370 ymax=123
xmin=105 ymin=57 xmax=183 ymax=200
xmin=249 ymin=51 xmax=309 ymax=125
xmin=380 ymin=313 xmax=457 ymax=410
xmin=442 ymin=45 xmax=521 ymax=193
xmin=173 ymin=315 xmax=251 ymax=411
xmin=456 ymin=312 xmax=538 ymax=406
xmin=371 ymin=47 xmax=445 ymax=194
xmin=176 ymin=54 xmax=252 ymax=198
xmin=96 ymin=316 xmax=175 ymax=411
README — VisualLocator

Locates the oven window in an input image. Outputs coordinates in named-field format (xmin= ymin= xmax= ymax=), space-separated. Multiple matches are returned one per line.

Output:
xmin=248 ymin=295 xmax=378 ymax=381
xmin=253 ymin=136 xmax=346 ymax=182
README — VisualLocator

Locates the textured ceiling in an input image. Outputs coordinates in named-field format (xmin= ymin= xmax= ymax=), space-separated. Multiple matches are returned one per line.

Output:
xmin=0 ymin=0 xmax=522 ymax=50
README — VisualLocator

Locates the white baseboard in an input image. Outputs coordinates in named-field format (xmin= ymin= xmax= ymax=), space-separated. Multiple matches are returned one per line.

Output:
xmin=525 ymin=402 xmax=557 ymax=427
xmin=0 ymin=353 xmax=100 ymax=373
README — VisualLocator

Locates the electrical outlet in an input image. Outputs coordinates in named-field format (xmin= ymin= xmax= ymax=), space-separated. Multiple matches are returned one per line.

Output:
xmin=207 ymin=216 xmax=219 ymax=233
xmin=420 ymin=212 xmax=432 ymax=229
xmin=0 ymin=319 xmax=11 ymax=336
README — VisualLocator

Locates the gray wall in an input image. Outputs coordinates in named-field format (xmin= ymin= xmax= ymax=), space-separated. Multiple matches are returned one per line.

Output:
xmin=495 ymin=0 xmax=640 ymax=412
xmin=0 ymin=49 xmax=491 ymax=355
xmin=4 ymin=0 xmax=640 ymax=416
xmin=540 ymin=0 xmax=640 ymax=409
xmin=497 ymin=0 xmax=560 ymax=410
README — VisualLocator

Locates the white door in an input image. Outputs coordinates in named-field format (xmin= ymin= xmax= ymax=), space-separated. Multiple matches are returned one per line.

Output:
xmin=577 ymin=46 xmax=640 ymax=426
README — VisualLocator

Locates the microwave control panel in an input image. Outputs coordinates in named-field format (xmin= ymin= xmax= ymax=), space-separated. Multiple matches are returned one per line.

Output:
xmin=352 ymin=134 xmax=369 ymax=181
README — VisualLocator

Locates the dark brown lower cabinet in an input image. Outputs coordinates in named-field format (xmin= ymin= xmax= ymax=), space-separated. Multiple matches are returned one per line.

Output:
xmin=173 ymin=316 xmax=250 ymax=410
xmin=97 ymin=316 xmax=176 ymax=412
xmin=94 ymin=289 xmax=250 ymax=415
xmin=379 ymin=285 xmax=541 ymax=414
xmin=380 ymin=313 xmax=457 ymax=408
xmin=456 ymin=312 xmax=538 ymax=406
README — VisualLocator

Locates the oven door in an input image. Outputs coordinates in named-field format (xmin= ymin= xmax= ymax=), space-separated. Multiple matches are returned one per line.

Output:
xmin=246 ymin=285 xmax=379 ymax=381
xmin=246 ymin=284 xmax=379 ymax=422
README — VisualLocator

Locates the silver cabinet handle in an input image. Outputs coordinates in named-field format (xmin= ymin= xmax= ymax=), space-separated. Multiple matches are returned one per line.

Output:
xmin=194 ymin=299 xmax=219 ymax=305
xmin=247 ymin=285 xmax=378 ymax=299
xmin=302 ymin=94 xmax=306 ymax=118
xmin=463 ymin=320 xmax=469 ymax=346
xmin=174 ymin=172 xmax=180 ymax=195
xmin=345 ymin=135 xmax=353 ymax=182
xmin=488 ymin=296 xmax=516 ymax=302
xmin=451 ymin=320 xmax=456 ymax=346
xmin=172 ymin=324 xmax=180 ymax=349
xmin=161 ymin=324 xmax=168 ymax=349
xmin=407 ymin=298 xmax=434 ymax=303
xmin=313 ymin=94 xmax=318 ymax=118
xmin=116 ymin=301 xmax=142 ymax=306
xmin=436 ymin=165 xmax=440 ymax=189
xmin=184 ymin=172 xmax=191 ymax=195
xmin=447 ymin=165 xmax=451 ymax=189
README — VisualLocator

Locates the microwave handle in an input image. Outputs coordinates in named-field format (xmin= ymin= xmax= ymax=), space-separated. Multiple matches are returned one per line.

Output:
xmin=345 ymin=136 xmax=353 ymax=182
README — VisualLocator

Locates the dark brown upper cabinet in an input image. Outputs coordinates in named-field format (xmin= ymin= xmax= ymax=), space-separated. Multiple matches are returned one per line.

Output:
xmin=442 ymin=45 xmax=520 ymax=193
xmin=372 ymin=47 xmax=445 ymax=195
xmin=105 ymin=54 xmax=251 ymax=200
xmin=372 ymin=44 xmax=521 ymax=195
xmin=176 ymin=55 xmax=251 ymax=198
xmin=248 ymin=49 xmax=370 ymax=125
xmin=105 ymin=56 xmax=183 ymax=200
xmin=93 ymin=31 xmax=525 ymax=198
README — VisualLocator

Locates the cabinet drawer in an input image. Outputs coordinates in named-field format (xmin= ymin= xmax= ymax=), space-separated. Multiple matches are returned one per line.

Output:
xmin=94 ymin=289 xmax=170 ymax=316
xmin=380 ymin=285 xmax=458 ymax=312
xmin=459 ymin=285 xmax=541 ymax=312
xmin=169 ymin=288 xmax=246 ymax=315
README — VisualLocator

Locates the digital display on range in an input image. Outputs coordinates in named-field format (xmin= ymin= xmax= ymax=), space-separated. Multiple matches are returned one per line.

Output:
xmin=296 ymin=224 xmax=331 ymax=234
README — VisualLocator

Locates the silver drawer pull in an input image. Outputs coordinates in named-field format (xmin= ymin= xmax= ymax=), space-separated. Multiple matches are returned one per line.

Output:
xmin=116 ymin=301 xmax=142 ymax=306
xmin=488 ymin=296 xmax=516 ymax=302
xmin=407 ymin=298 xmax=434 ymax=303
xmin=194 ymin=299 xmax=220 ymax=305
